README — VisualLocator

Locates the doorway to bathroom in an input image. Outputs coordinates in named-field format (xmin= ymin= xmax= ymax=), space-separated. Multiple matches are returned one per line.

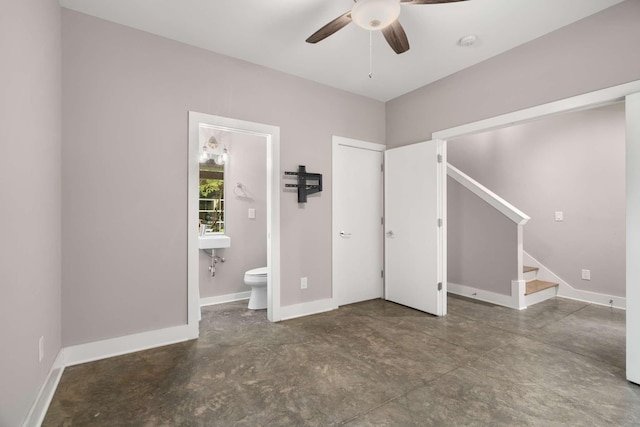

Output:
xmin=188 ymin=112 xmax=281 ymax=324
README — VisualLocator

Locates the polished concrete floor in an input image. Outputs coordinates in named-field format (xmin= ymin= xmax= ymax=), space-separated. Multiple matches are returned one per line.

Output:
xmin=44 ymin=295 xmax=639 ymax=426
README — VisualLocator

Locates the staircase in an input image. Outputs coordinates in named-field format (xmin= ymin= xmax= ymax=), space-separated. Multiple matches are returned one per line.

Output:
xmin=447 ymin=163 xmax=561 ymax=310
xmin=523 ymin=265 xmax=558 ymax=306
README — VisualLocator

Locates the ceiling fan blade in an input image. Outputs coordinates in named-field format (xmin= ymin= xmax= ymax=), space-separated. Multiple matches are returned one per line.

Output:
xmin=401 ymin=0 xmax=468 ymax=4
xmin=382 ymin=20 xmax=410 ymax=54
xmin=306 ymin=11 xmax=352 ymax=44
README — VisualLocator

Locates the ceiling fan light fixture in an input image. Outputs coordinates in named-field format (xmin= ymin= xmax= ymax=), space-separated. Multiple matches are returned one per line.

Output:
xmin=351 ymin=0 xmax=401 ymax=31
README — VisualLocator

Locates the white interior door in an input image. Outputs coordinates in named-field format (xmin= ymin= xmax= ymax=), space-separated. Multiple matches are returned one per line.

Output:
xmin=333 ymin=137 xmax=384 ymax=306
xmin=385 ymin=140 xmax=446 ymax=315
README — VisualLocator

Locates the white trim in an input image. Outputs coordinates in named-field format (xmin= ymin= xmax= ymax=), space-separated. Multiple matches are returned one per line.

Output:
xmin=437 ymin=140 xmax=448 ymax=315
xmin=516 ymin=225 xmax=524 ymax=282
xmin=523 ymin=251 xmax=625 ymax=310
xmin=189 ymin=113 xmax=203 ymax=330
xmin=433 ymin=81 xmax=640 ymax=141
xmin=332 ymin=135 xmax=385 ymax=152
xmin=63 ymin=324 xmax=198 ymax=367
xmin=448 ymin=282 xmax=519 ymax=309
xmin=513 ymin=279 xmax=526 ymax=310
xmin=559 ymin=290 xmax=625 ymax=310
xmin=524 ymin=285 xmax=558 ymax=307
xmin=188 ymin=112 xmax=281 ymax=322
xmin=332 ymin=135 xmax=385 ymax=308
xmin=447 ymin=164 xmax=530 ymax=225
xmin=22 ymin=350 xmax=65 ymax=427
xmin=627 ymin=92 xmax=640 ymax=384
xmin=279 ymin=298 xmax=338 ymax=321
xmin=200 ymin=291 xmax=251 ymax=307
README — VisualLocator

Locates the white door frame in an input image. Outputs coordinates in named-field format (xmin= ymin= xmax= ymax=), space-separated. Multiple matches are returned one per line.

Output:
xmin=432 ymin=80 xmax=640 ymax=385
xmin=188 ymin=112 xmax=281 ymax=329
xmin=332 ymin=136 xmax=385 ymax=304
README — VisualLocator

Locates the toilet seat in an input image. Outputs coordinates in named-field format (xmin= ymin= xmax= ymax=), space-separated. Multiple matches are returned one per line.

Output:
xmin=245 ymin=267 xmax=268 ymax=277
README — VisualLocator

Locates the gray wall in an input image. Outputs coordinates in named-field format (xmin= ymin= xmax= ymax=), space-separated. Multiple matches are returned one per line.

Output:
xmin=62 ymin=9 xmax=385 ymax=346
xmin=386 ymin=0 xmax=640 ymax=147
xmin=447 ymin=178 xmax=518 ymax=295
xmin=449 ymin=103 xmax=626 ymax=297
xmin=199 ymin=131 xmax=267 ymax=298
xmin=0 ymin=1 xmax=62 ymax=425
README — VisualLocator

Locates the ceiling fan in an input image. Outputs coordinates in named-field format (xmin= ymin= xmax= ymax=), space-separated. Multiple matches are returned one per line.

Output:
xmin=306 ymin=0 xmax=468 ymax=54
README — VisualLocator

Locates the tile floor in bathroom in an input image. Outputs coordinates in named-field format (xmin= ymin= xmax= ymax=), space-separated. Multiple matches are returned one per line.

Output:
xmin=43 ymin=295 xmax=640 ymax=426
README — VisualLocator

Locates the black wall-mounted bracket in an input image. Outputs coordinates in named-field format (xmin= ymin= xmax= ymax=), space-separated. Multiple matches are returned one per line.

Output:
xmin=283 ymin=165 xmax=323 ymax=203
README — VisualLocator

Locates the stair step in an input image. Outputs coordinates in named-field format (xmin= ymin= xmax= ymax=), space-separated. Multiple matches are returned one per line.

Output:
xmin=523 ymin=265 xmax=539 ymax=282
xmin=525 ymin=280 xmax=558 ymax=296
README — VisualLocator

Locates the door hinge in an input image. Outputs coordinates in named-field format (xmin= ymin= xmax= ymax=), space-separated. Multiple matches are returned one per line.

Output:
xmin=381 ymin=217 xmax=384 ymax=225
xmin=381 ymin=163 xmax=384 ymax=172
xmin=381 ymin=270 xmax=384 ymax=278
xmin=437 ymin=154 xmax=443 ymax=163
xmin=437 ymin=282 xmax=442 ymax=291
xmin=437 ymin=218 xmax=443 ymax=228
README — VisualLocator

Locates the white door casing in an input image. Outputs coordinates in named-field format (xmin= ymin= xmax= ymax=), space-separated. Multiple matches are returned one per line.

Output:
xmin=332 ymin=136 xmax=384 ymax=306
xmin=626 ymin=91 xmax=640 ymax=385
xmin=188 ymin=112 xmax=281 ymax=323
xmin=384 ymin=140 xmax=447 ymax=316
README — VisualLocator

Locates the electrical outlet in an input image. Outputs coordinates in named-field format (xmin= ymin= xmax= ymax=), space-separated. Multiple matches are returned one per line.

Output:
xmin=555 ymin=211 xmax=564 ymax=221
xmin=248 ymin=208 xmax=256 ymax=219
xmin=38 ymin=336 xmax=44 ymax=363
xmin=300 ymin=277 xmax=308 ymax=290
xmin=581 ymin=269 xmax=591 ymax=280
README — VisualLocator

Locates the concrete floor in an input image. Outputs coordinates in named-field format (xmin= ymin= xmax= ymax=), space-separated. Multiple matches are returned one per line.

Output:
xmin=44 ymin=295 xmax=640 ymax=426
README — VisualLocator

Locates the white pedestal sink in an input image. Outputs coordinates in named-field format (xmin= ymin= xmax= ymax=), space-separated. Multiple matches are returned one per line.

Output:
xmin=199 ymin=234 xmax=231 ymax=249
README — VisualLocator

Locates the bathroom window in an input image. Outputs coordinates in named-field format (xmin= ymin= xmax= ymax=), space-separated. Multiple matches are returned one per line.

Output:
xmin=199 ymin=163 xmax=225 ymax=233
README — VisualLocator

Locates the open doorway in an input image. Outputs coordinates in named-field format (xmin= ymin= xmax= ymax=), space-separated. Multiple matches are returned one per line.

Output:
xmin=432 ymin=81 xmax=640 ymax=385
xmin=447 ymin=102 xmax=625 ymax=308
xmin=188 ymin=112 xmax=281 ymax=326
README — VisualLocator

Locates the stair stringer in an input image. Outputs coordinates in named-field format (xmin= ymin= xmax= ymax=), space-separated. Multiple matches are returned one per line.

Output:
xmin=523 ymin=251 xmax=626 ymax=309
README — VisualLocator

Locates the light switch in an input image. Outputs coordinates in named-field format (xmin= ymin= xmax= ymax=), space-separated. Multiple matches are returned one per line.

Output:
xmin=555 ymin=211 xmax=563 ymax=221
xmin=248 ymin=208 xmax=256 ymax=219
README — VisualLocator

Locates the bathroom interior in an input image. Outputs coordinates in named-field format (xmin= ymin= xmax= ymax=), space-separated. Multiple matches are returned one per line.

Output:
xmin=198 ymin=124 xmax=268 ymax=311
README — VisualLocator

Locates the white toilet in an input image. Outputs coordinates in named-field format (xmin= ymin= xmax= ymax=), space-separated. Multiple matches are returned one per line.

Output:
xmin=244 ymin=267 xmax=268 ymax=310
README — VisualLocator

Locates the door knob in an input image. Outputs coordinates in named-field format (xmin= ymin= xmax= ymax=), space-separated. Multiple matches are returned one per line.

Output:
xmin=386 ymin=230 xmax=394 ymax=237
xmin=339 ymin=231 xmax=352 ymax=237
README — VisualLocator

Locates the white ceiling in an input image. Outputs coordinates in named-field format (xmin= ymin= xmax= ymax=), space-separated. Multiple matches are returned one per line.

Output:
xmin=58 ymin=0 xmax=623 ymax=102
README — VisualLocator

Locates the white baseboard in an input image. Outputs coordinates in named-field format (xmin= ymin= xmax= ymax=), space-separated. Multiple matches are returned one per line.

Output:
xmin=279 ymin=298 xmax=337 ymax=321
xmin=63 ymin=324 xmax=199 ymax=367
xmin=448 ymin=282 xmax=519 ymax=309
xmin=200 ymin=291 xmax=251 ymax=307
xmin=22 ymin=349 xmax=65 ymax=427
xmin=557 ymin=287 xmax=626 ymax=309
xmin=523 ymin=251 xmax=626 ymax=309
